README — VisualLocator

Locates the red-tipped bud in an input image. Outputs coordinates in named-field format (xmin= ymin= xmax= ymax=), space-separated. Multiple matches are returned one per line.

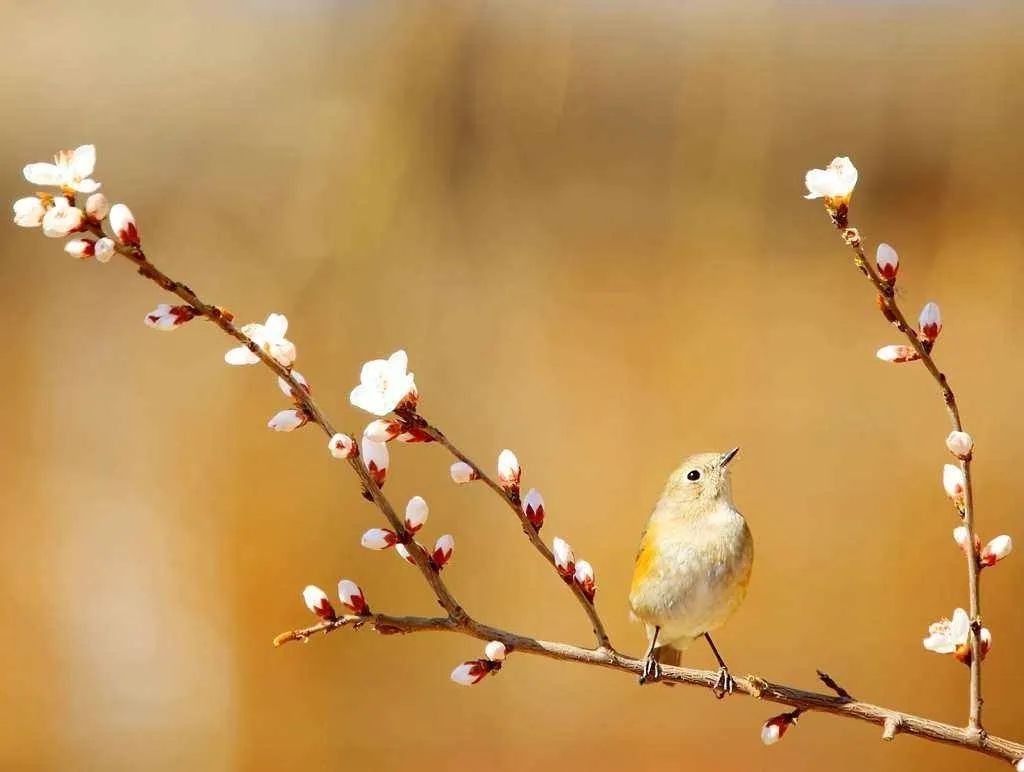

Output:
xmin=302 ymin=585 xmax=336 ymax=621
xmin=268 ymin=408 xmax=308 ymax=432
xmin=405 ymin=495 xmax=429 ymax=533
xmin=450 ymin=659 xmax=496 ymax=686
xmin=876 ymin=344 xmax=919 ymax=363
xmin=432 ymin=534 xmax=455 ymax=569
xmin=450 ymin=461 xmax=479 ymax=484
xmin=395 ymin=543 xmax=416 ymax=565
xmin=109 ymin=203 xmax=139 ymax=246
xmin=875 ymin=243 xmax=899 ymax=281
xmin=522 ymin=488 xmax=545 ymax=530
xmin=497 ymin=449 xmax=521 ymax=495
xmin=574 ymin=559 xmax=596 ymax=601
xmin=361 ymin=438 xmax=389 ymax=487
xmin=338 ymin=579 xmax=370 ymax=616
xmin=361 ymin=528 xmax=398 ymax=550
xmin=364 ymin=418 xmax=403 ymax=443
xmin=552 ymin=537 xmax=575 ymax=578
xmin=328 ymin=433 xmax=357 ymax=459
xmin=395 ymin=426 xmax=434 ymax=443
xmin=278 ymin=371 xmax=310 ymax=400
xmin=953 ymin=526 xmax=980 ymax=556
xmin=919 ymin=302 xmax=942 ymax=343
xmin=980 ymin=535 xmax=1012 ymax=567
xmin=945 ymin=431 xmax=974 ymax=461
xmin=64 ymin=238 xmax=96 ymax=259
xmin=761 ymin=712 xmax=799 ymax=745
xmin=943 ymin=464 xmax=966 ymax=509
xmin=145 ymin=303 xmax=196 ymax=331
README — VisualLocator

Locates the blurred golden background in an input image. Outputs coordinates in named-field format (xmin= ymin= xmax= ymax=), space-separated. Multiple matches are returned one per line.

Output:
xmin=2 ymin=1 xmax=1023 ymax=770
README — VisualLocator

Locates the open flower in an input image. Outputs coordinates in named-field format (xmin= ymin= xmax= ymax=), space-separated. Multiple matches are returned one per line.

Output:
xmin=350 ymin=350 xmax=417 ymax=416
xmin=302 ymin=585 xmax=336 ymax=621
xmin=23 ymin=145 xmax=100 ymax=193
xmin=923 ymin=608 xmax=991 ymax=664
xmin=41 ymin=197 xmax=84 ymax=238
xmin=804 ymin=156 xmax=858 ymax=210
xmin=338 ymin=579 xmax=370 ymax=616
xmin=12 ymin=196 xmax=45 ymax=228
xmin=224 ymin=313 xmax=296 ymax=367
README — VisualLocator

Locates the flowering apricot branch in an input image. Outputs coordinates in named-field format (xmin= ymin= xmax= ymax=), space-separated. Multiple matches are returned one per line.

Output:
xmin=13 ymin=145 xmax=1024 ymax=767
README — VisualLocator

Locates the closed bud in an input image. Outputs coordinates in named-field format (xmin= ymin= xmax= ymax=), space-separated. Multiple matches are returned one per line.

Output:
xmin=364 ymin=418 xmax=403 ymax=443
xmin=85 ymin=192 xmax=109 ymax=222
xmin=919 ymin=302 xmax=942 ymax=343
xmin=405 ymin=495 xmax=429 ymax=533
xmin=761 ymin=712 xmax=798 ymax=745
xmin=338 ymin=579 xmax=370 ymax=616
xmin=109 ymin=203 xmax=139 ymax=246
xmin=94 ymin=237 xmax=116 ymax=263
xmin=552 ymin=537 xmax=575 ymax=578
xmin=945 ymin=431 xmax=973 ymax=460
xmin=432 ymin=534 xmax=455 ymax=569
xmin=395 ymin=426 xmax=434 ymax=443
xmin=268 ymin=408 xmax=308 ymax=432
xmin=395 ymin=543 xmax=415 ymax=565
xmin=450 ymin=461 xmax=479 ymax=484
xmin=302 ymin=585 xmax=336 ymax=621
xmin=981 ymin=535 xmax=1012 ymax=567
xmin=450 ymin=659 xmax=494 ymax=686
xmin=278 ymin=371 xmax=310 ymax=400
xmin=361 ymin=527 xmax=398 ymax=550
xmin=145 ymin=303 xmax=195 ymax=331
xmin=64 ymin=238 xmax=95 ymax=259
xmin=522 ymin=488 xmax=545 ymax=530
xmin=484 ymin=641 xmax=507 ymax=662
xmin=943 ymin=464 xmax=966 ymax=507
xmin=574 ymin=559 xmax=596 ymax=601
xmin=875 ymin=243 xmax=899 ymax=281
xmin=497 ymin=449 xmax=521 ymax=494
xmin=876 ymin=344 xmax=919 ymax=363
xmin=952 ymin=526 xmax=980 ymax=556
xmin=328 ymin=433 xmax=357 ymax=459
xmin=361 ymin=438 xmax=389 ymax=487
xmin=979 ymin=627 xmax=992 ymax=660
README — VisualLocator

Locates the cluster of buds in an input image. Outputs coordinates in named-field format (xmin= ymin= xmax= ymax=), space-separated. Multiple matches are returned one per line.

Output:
xmin=922 ymin=608 xmax=991 ymax=665
xmin=552 ymin=537 xmax=597 ymax=602
xmin=302 ymin=580 xmax=371 ymax=621
xmin=450 ymin=640 xmax=507 ymax=686
xmin=953 ymin=527 xmax=1012 ymax=569
xmin=360 ymin=496 xmax=455 ymax=570
xmin=876 ymin=301 xmax=942 ymax=362
xmin=760 ymin=710 xmax=801 ymax=746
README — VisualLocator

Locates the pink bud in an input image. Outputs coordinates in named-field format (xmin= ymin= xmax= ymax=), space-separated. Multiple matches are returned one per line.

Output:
xmin=761 ymin=713 xmax=797 ymax=745
xmin=278 ymin=371 xmax=310 ymax=400
xmin=919 ymin=302 xmax=942 ymax=343
xmin=268 ymin=408 xmax=307 ymax=432
xmin=395 ymin=543 xmax=415 ymax=565
xmin=522 ymin=488 xmax=545 ymax=530
xmin=552 ymin=537 xmax=575 ymax=578
xmin=943 ymin=464 xmax=965 ymax=504
xmin=450 ymin=461 xmax=479 ymax=484
xmin=980 ymin=535 xmax=1012 ymax=567
xmin=64 ymin=238 xmax=95 ymax=259
xmin=361 ymin=438 xmax=389 ymax=487
xmin=328 ymin=433 xmax=357 ymax=459
xmin=405 ymin=495 xmax=429 ymax=533
xmin=337 ymin=579 xmax=370 ymax=616
xmin=364 ymin=418 xmax=403 ymax=443
xmin=450 ymin=659 xmax=493 ymax=686
xmin=574 ymin=559 xmax=596 ymax=601
xmin=109 ymin=203 xmax=139 ymax=246
xmin=302 ymin=585 xmax=336 ymax=621
xmin=497 ymin=449 xmax=521 ymax=494
xmin=484 ymin=641 xmax=507 ymax=662
xmin=94 ymin=237 xmax=116 ymax=263
xmin=875 ymin=243 xmax=899 ymax=281
xmin=361 ymin=528 xmax=398 ymax=550
xmin=145 ymin=303 xmax=196 ymax=331
xmin=945 ymin=431 xmax=973 ymax=460
xmin=432 ymin=534 xmax=455 ymax=569
xmin=85 ymin=192 xmax=110 ymax=222
xmin=876 ymin=344 xmax=919 ymax=363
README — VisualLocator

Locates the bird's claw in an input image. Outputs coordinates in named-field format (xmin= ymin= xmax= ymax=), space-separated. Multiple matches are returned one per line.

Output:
xmin=639 ymin=656 xmax=662 ymax=685
xmin=712 ymin=667 xmax=735 ymax=699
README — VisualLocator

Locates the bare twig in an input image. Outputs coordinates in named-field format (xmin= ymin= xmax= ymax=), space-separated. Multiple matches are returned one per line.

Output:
xmin=817 ymin=670 xmax=854 ymax=701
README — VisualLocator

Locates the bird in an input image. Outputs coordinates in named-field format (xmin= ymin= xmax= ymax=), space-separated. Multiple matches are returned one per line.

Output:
xmin=628 ymin=448 xmax=753 ymax=697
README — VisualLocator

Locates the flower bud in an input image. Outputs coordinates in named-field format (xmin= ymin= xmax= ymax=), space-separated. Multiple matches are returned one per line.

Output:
xmin=268 ymin=408 xmax=308 ymax=432
xmin=94 ymin=237 xmax=116 ymax=263
xmin=484 ymin=641 xmax=507 ymax=662
xmin=144 ymin=303 xmax=196 ymax=330
xmin=64 ymin=238 xmax=96 ymax=259
xmin=278 ymin=371 xmax=310 ymax=400
xmin=450 ymin=461 xmax=479 ymax=484
xmin=360 ymin=528 xmax=398 ymax=550
xmin=405 ymin=495 xmax=429 ymax=533
xmin=761 ymin=712 xmax=798 ymax=745
xmin=361 ymin=438 xmax=389 ymax=487
xmin=109 ymin=203 xmax=139 ymax=246
xmin=12 ymin=196 xmax=46 ymax=228
xmin=522 ymin=488 xmax=545 ymax=530
xmin=497 ymin=449 xmax=521 ymax=495
xmin=875 ymin=243 xmax=899 ymax=281
xmin=980 ymin=535 xmax=1012 ymax=567
xmin=876 ymin=344 xmax=919 ymax=363
xmin=943 ymin=464 xmax=966 ymax=507
xmin=979 ymin=627 xmax=992 ymax=660
xmin=395 ymin=543 xmax=415 ymax=565
xmin=945 ymin=431 xmax=973 ymax=460
xmin=574 ymin=559 xmax=596 ymax=601
xmin=919 ymin=302 xmax=942 ymax=343
xmin=338 ymin=579 xmax=370 ymax=616
xmin=952 ymin=526 xmax=980 ymax=556
xmin=552 ymin=537 xmax=575 ymax=578
xmin=302 ymin=585 xmax=336 ymax=621
xmin=328 ymin=433 xmax=357 ymax=459
xmin=432 ymin=534 xmax=455 ymax=569
xmin=395 ymin=426 xmax=434 ymax=443
xmin=85 ymin=192 xmax=109 ymax=222
xmin=364 ymin=418 xmax=403 ymax=443
xmin=450 ymin=659 xmax=493 ymax=686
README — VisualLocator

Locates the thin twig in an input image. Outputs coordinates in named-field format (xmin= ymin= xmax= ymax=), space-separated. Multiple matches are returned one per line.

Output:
xmin=817 ymin=670 xmax=854 ymax=701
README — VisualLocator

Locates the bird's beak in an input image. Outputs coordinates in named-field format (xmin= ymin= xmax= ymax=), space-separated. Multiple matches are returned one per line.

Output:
xmin=720 ymin=447 xmax=740 ymax=466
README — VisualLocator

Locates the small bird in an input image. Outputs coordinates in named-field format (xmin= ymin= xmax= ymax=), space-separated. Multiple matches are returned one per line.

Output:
xmin=628 ymin=448 xmax=753 ymax=697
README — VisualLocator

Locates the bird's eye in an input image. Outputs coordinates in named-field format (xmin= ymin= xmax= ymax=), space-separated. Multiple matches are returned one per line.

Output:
xmin=686 ymin=469 xmax=701 ymax=481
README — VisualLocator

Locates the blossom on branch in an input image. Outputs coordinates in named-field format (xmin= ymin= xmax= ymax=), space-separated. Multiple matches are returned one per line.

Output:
xmin=349 ymin=350 xmax=418 ymax=416
xmin=338 ymin=579 xmax=370 ymax=616
xmin=918 ymin=302 xmax=942 ymax=343
xmin=94 ymin=237 xmax=115 ymax=263
xmin=980 ymin=535 xmax=1012 ymax=567
xmin=450 ymin=659 xmax=496 ymax=686
xmin=497 ymin=449 xmax=521 ymax=496
xmin=450 ymin=461 xmax=478 ymax=484
xmin=327 ymin=433 xmax=357 ymax=459
xmin=109 ymin=203 xmax=139 ymax=246
xmin=364 ymin=418 xmax=403 ymax=443
xmin=574 ymin=559 xmax=596 ymax=601
xmin=943 ymin=464 xmax=966 ymax=509
xmin=85 ymin=192 xmax=109 ymax=222
xmin=405 ymin=496 xmax=429 ymax=533
xmin=552 ymin=537 xmax=575 ymax=578
xmin=432 ymin=534 xmax=455 ymax=569
xmin=42 ymin=197 xmax=84 ymax=238
xmin=224 ymin=313 xmax=296 ymax=367
xmin=268 ymin=408 xmax=308 ymax=432
xmin=361 ymin=438 xmax=389 ymax=487
xmin=804 ymin=156 xmax=858 ymax=220
xmin=12 ymin=196 xmax=45 ymax=228
xmin=395 ymin=543 xmax=415 ymax=565
xmin=145 ymin=303 xmax=196 ymax=330
xmin=277 ymin=371 xmax=310 ymax=400
xmin=876 ymin=344 xmax=919 ymax=363
xmin=875 ymin=243 xmax=899 ymax=281
xmin=361 ymin=528 xmax=398 ymax=550
xmin=922 ymin=608 xmax=991 ymax=664
xmin=23 ymin=145 xmax=100 ymax=194
xmin=522 ymin=488 xmax=545 ymax=530
xmin=302 ymin=585 xmax=336 ymax=622
xmin=64 ymin=238 xmax=96 ymax=259
xmin=484 ymin=641 xmax=507 ymax=662
xmin=945 ymin=431 xmax=973 ymax=460
xmin=761 ymin=712 xmax=799 ymax=745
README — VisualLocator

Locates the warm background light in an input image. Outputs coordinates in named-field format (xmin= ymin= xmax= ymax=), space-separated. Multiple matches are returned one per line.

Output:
xmin=1 ymin=2 xmax=1022 ymax=770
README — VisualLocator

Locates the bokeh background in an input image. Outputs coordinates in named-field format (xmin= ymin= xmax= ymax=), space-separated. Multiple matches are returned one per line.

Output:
xmin=2 ymin=1 xmax=1023 ymax=770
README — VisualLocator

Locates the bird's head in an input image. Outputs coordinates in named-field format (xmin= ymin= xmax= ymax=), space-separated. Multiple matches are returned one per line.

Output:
xmin=663 ymin=448 xmax=740 ymax=507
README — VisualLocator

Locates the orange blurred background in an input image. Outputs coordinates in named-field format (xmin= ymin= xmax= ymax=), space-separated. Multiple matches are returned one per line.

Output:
xmin=2 ymin=1 xmax=1023 ymax=770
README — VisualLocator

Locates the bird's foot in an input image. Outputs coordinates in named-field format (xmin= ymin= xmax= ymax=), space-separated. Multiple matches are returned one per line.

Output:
xmin=712 ymin=667 xmax=735 ymax=699
xmin=638 ymin=656 xmax=662 ymax=685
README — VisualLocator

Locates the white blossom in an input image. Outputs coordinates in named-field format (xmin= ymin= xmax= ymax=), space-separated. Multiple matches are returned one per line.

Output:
xmin=923 ymin=607 xmax=991 ymax=663
xmin=224 ymin=313 xmax=296 ymax=367
xmin=945 ymin=431 xmax=973 ymax=460
xmin=574 ymin=559 xmax=596 ymax=601
xmin=943 ymin=464 xmax=965 ymax=502
xmin=432 ymin=534 xmax=455 ymax=568
xmin=85 ymin=192 xmax=109 ymax=221
xmin=405 ymin=496 xmax=429 ymax=533
xmin=327 ymin=433 xmax=357 ymax=459
xmin=497 ymin=449 xmax=521 ymax=492
xmin=522 ymin=488 xmax=545 ymax=530
xmin=23 ymin=145 xmax=100 ymax=193
xmin=268 ymin=409 xmax=307 ymax=432
xmin=64 ymin=238 xmax=95 ymax=259
xmin=361 ymin=527 xmax=397 ymax=550
xmin=804 ymin=156 xmax=857 ymax=202
xmin=277 ymin=371 xmax=309 ymax=400
xmin=12 ymin=196 xmax=45 ymax=228
xmin=364 ymin=418 xmax=402 ymax=443
xmin=395 ymin=543 xmax=415 ymax=565
xmin=349 ymin=350 xmax=417 ymax=416
xmin=41 ymin=197 xmax=84 ymax=238
xmin=761 ymin=714 xmax=796 ymax=745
